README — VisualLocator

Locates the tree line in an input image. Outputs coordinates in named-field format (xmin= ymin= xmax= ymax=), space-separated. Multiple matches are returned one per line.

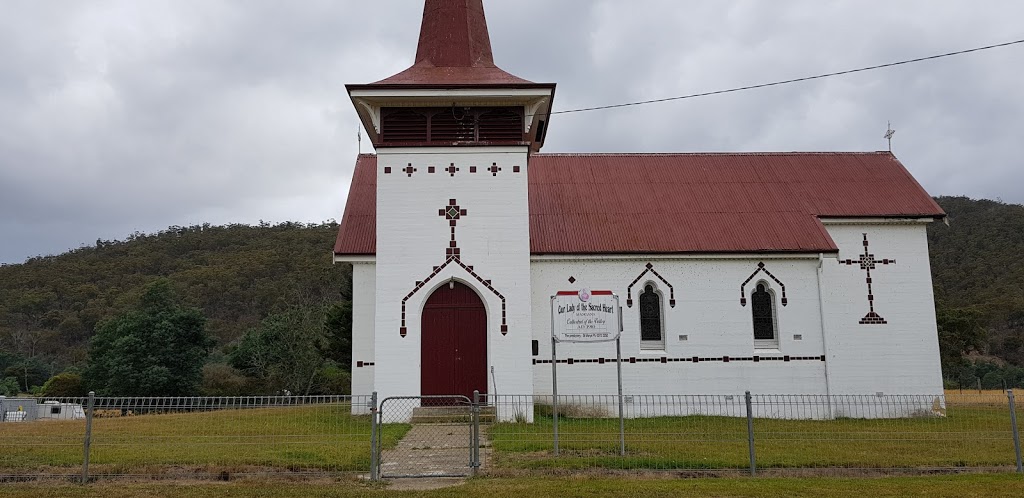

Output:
xmin=0 ymin=222 xmax=352 ymax=397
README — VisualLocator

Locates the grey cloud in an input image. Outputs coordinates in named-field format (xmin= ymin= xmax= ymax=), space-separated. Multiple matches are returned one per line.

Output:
xmin=2 ymin=0 xmax=1023 ymax=263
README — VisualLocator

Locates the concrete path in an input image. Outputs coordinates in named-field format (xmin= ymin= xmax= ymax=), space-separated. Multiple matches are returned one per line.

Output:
xmin=380 ymin=423 xmax=490 ymax=479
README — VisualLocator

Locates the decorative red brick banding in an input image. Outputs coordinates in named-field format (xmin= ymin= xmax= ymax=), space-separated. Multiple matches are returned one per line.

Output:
xmin=533 ymin=355 xmax=825 ymax=365
xmin=627 ymin=263 xmax=676 ymax=308
xmin=740 ymin=262 xmax=788 ymax=307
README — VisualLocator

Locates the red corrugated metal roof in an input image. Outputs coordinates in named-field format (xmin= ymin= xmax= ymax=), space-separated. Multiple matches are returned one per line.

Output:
xmin=333 ymin=154 xmax=376 ymax=256
xmin=370 ymin=0 xmax=534 ymax=86
xmin=333 ymin=152 xmax=944 ymax=256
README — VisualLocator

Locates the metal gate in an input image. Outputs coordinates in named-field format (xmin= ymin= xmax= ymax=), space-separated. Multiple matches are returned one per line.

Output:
xmin=373 ymin=394 xmax=481 ymax=479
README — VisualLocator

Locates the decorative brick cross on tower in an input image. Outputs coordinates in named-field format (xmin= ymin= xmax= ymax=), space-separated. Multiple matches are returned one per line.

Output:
xmin=840 ymin=233 xmax=896 ymax=325
xmin=399 ymin=199 xmax=508 ymax=338
xmin=439 ymin=199 xmax=467 ymax=259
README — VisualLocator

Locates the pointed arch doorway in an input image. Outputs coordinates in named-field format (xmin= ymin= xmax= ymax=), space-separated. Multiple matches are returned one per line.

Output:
xmin=421 ymin=281 xmax=488 ymax=400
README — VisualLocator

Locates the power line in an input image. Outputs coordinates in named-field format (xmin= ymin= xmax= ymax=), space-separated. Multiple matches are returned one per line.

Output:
xmin=550 ymin=37 xmax=1024 ymax=116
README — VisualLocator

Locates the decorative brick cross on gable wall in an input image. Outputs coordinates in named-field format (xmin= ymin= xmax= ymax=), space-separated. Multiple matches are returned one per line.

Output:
xmin=840 ymin=233 xmax=896 ymax=325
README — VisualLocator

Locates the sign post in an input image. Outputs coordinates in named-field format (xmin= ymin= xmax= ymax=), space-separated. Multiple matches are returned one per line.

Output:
xmin=550 ymin=289 xmax=624 ymax=456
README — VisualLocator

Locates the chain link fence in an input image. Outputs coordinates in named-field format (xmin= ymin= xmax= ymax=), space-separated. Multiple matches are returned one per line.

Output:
xmin=1 ymin=391 xmax=1022 ymax=481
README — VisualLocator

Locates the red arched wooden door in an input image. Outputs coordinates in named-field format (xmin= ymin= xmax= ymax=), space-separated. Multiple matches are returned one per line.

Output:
xmin=421 ymin=282 xmax=488 ymax=399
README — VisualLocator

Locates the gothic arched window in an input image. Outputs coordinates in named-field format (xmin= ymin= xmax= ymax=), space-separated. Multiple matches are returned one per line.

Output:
xmin=639 ymin=284 xmax=664 ymax=348
xmin=752 ymin=282 xmax=778 ymax=348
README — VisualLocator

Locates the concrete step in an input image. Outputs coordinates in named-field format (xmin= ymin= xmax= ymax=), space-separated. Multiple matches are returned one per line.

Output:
xmin=410 ymin=405 xmax=496 ymax=424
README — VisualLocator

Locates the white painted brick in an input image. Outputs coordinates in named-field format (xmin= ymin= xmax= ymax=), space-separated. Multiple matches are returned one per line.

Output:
xmin=372 ymin=147 xmax=533 ymax=417
xmin=350 ymin=262 xmax=375 ymax=414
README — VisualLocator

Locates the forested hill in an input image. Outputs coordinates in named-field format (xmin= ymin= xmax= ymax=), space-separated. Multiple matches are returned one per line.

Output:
xmin=0 ymin=222 xmax=352 ymax=392
xmin=929 ymin=196 xmax=1024 ymax=316
xmin=927 ymin=196 xmax=1024 ymax=385
xmin=0 ymin=197 xmax=1023 ymax=394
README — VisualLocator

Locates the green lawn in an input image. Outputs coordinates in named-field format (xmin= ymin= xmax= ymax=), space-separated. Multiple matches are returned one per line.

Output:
xmin=3 ymin=475 xmax=1024 ymax=497
xmin=0 ymin=404 xmax=408 ymax=476
xmin=489 ymin=403 xmax=1021 ymax=470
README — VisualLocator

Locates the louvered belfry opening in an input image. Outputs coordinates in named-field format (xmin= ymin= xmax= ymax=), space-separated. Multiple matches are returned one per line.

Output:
xmin=380 ymin=106 xmax=524 ymax=144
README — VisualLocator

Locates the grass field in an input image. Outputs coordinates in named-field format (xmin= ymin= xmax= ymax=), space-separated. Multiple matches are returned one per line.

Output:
xmin=3 ymin=475 xmax=1024 ymax=497
xmin=0 ymin=404 xmax=407 ymax=476
xmin=489 ymin=394 xmax=1023 ymax=470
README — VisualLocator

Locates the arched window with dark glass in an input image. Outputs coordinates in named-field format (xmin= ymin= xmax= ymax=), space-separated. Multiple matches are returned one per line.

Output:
xmin=639 ymin=284 xmax=663 ymax=347
xmin=752 ymin=282 xmax=778 ymax=347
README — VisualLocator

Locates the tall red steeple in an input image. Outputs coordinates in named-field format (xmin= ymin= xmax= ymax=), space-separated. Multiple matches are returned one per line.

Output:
xmin=373 ymin=0 xmax=533 ymax=85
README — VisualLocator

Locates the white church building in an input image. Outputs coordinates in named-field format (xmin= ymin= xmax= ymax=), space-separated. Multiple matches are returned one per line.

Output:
xmin=333 ymin=0 xmax=946 ymax=417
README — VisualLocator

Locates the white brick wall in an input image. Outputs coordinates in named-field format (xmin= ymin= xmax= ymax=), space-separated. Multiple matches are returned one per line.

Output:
xmin=527 ymin=221 xmax=943 ymax=400
xmin=372 ymin=147 xmax=534 ymax=419
xmin=350 ymin=262 xmax=375 ymax=413
xmin=530 ymin=257 xmax=828 ymax=397
xmin=819 ymin=222 xmax=944 ymax=396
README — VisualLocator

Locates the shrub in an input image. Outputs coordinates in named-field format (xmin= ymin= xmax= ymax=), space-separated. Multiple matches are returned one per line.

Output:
xmin=40 ymin=372 xmax=88 ymax=397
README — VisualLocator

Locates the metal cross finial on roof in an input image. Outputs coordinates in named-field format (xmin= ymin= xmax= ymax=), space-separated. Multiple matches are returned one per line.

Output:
xmin=884 ymin=121 xmax=896 ymax=152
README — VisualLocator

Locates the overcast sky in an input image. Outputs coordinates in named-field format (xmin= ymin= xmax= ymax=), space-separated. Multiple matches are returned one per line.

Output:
xmin=1 ymin=0 xmax=1022 ymax=264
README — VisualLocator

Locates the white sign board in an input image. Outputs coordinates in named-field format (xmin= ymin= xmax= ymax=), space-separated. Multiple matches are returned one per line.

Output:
xmin=551 ymin=289 xmax=621 ymax=343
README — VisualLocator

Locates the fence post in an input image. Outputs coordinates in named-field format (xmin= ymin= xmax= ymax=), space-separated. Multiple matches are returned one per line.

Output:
xmin=745 ymin=391 xmax=756 ymax=476
xmin=0 ymin=396 xmax=5 ymax=422
xmin=472 ymin=390 xmax=480 ymax=475
xmin=369 ymin=392 xmax=379 ymax=482
xmin=1009 ymin=389 xmax=1022 ymax=474
xmin=81 ymin=391 xmax=95 ymax=485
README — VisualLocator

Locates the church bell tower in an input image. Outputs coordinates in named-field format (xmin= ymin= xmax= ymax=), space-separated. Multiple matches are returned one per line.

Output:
xmin=348 ymin=0 xmax=555 ymax=407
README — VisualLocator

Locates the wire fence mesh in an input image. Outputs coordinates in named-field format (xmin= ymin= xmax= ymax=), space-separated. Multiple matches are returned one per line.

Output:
xmin=376 ymin=395 xmax=476 ymax=478
xmin=0 ymin=395 xmax=372 ymax=480
xmin=1 ymin=391 xmax=1022 ymax=481
xmin=486 ymin=392 xmax=1024 ymax=475
xmin=0 ymin=396 xmax=90 ymax=480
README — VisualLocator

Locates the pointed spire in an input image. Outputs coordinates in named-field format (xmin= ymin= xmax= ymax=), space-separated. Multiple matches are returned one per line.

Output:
xmin=373 ymin=0 xmax=532 ymax=85
xmin=415 ymin=0 xmax=494 ymax=68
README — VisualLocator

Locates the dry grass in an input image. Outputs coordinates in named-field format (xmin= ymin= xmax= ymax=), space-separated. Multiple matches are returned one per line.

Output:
xmin=490 ymin=398 xmax=1022 ymax=471
xmin=0 ymin=404 xmax=408 ymax=476
xmin=2 ymin=393 xmax=1020 ymax=477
